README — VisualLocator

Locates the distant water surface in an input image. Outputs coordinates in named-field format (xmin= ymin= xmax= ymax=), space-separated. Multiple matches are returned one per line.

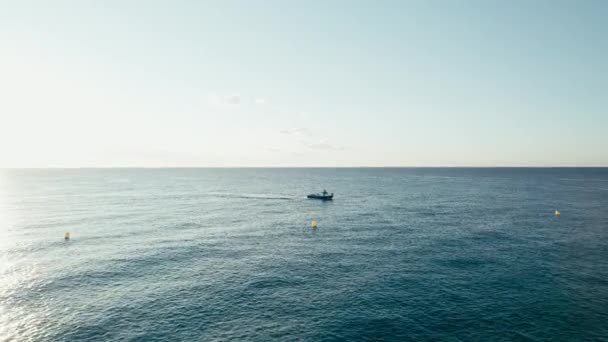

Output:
xmin=1 ymin=168 xmax=607 ymax=341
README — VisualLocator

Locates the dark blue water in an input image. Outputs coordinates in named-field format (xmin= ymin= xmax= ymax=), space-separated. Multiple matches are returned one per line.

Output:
xmin=1 ymin=168 xmax=607 ymax=341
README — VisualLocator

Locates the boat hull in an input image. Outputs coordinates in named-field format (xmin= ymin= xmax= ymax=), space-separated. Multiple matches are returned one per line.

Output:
xmin=307 ymin=194 xmax=333 ymax=200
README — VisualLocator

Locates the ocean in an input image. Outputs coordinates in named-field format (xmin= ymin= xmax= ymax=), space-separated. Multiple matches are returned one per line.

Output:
xmin=1 ymin=168 xmax=607 ymax=341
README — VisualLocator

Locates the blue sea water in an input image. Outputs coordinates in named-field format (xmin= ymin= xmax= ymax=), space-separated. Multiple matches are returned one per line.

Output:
xmin=1 ymin=168 xmax=607 ymax=341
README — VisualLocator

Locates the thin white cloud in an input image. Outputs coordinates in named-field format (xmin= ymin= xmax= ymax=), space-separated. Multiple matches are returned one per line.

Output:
xmin=224 ymin=94 xmax=241 ymax=105
xmin=262 ymin=146 xmax=306 ymax=157
xmin=302 ymin=138 xmax=345 ymax=151
xmin=280 ymin=127 xmax=313 ymax=137
xmin=254 ymin=98 xmax=266 ymax=105
xmin=262 ymin=146 xmax=282 ymax=153
xmin=279 ymin=127 xmax=345 ymax=153
xmin=207 ymin=93 xmax=241 ymax=107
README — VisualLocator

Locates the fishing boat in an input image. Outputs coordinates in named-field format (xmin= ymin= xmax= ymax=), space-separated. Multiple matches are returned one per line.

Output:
xmin=307 ymin=190 xmax=334 ymax=200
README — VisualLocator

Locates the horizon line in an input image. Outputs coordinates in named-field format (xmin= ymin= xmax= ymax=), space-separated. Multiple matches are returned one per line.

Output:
xmin=2 ymin=166 xmax=608 ymax=170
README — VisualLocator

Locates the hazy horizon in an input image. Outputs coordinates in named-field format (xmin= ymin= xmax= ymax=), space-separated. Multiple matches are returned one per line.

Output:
xmin=2 ymin=166 xmax=608 ymax=170
xmin=1 ymin=0 xmax=606 ymax=168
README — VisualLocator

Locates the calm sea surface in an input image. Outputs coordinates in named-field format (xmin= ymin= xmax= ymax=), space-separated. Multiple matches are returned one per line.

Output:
xmin=1 ymin=168 xmax=607 ymax=341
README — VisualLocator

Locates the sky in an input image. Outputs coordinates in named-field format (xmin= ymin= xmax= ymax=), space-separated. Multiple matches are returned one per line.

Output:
xmin=0 ymin=0 xmax=606 ymax=167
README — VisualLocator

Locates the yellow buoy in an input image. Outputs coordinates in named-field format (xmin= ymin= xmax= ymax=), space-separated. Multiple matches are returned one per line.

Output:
xmin=64 ymin=232 xmax=70 ymax=240
xmin=554 ymin=210 xmax=560 ymax=217
xmin=311 ymin=220 xmax=318 ymax=228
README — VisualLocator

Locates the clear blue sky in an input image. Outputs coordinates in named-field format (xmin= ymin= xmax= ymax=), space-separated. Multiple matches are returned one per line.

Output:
xmin=0 ymin=0 xmax=606 ymax=167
